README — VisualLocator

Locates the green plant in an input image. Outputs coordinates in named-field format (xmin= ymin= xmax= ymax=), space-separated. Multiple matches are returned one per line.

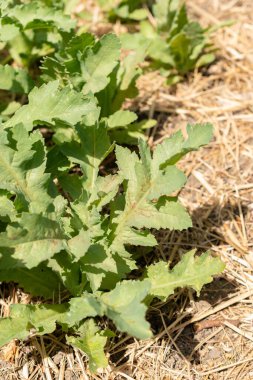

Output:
xmin=0 ymin=0 xmax=75 ymax=121
xmin=149 ymin=0 xmax=216 ymax=82
xmin=41 ymin=31 xmax=154 ymax=143
xmin=0 ymin=0 xmax=76 ymax=67
xmin=0 ymin=0 xmax=224 ymax=373
xmin=0 ymin=92 xmax=224 ymax=369
xmin=0 ymin=1 xmax=152 ymax=142
xmin=98 ymin=0 xmax=150 ymax=21
xmin=101 ymin=0 xmax=217 ymax=83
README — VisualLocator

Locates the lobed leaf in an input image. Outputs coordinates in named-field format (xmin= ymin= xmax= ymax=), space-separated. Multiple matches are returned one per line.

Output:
xmin=101 ymin=280 xmax=152 ymax=339
xmin=60 ymin=121 xmax=113 ymax=195
xmin=0 ymin=1 xmax=75 ymax=36
xmin=4 ymin=81 xmax=99 ymax=131
xmin=0 ymin=264 xmax=62 ymax=298
xmin=0 ymin=213 xmax=68 ymax=268
xmin=0 ymin=304 xmax=68 ymax=348
xmin=0 ymin=65 xmax=33 ymax=93
xmin=67 ymin=319 xmax=108 ymax=373
xmin=147 ymin=249 xmax=226 ymax=301
xmin=0 ymin=125 xmax=54 ymax=213
xmin=81 ymin=34 xmax=121 ymax=94
xmin=152 ymin=123 xmax=213 ymax=169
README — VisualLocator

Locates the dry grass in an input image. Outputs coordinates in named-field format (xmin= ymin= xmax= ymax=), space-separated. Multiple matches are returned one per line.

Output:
xmin=1 ymin=1 xmax=253 ymax=379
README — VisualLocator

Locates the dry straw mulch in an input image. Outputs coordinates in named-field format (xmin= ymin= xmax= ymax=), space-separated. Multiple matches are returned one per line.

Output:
xmin=1 ymin=0 xmax=253 ymax=379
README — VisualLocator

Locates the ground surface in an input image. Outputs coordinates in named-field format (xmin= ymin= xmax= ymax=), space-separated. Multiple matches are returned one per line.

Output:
xmin=0 ymin=0 xmax=253 ymax=379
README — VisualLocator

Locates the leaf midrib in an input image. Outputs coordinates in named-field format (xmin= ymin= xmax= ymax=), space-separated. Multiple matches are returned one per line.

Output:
xmin=151 ymin=271 xmax=209 ymax=291
xmin=112 ymin=170 xmax=161 ymax=245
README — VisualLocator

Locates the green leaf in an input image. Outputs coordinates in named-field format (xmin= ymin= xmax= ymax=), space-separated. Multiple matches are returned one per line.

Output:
xmin=1 ymin=1 xmax=76 ymax=34
xmin=116 ymin=227 xmax=157 ymax=247
xmin=196 ymin=52 xmax=215 ymax=68
xmin=88 ymin=174 xmax=123 ymax=212
xmin=0 ymin=213 xmax=67 ymax=268
xmin=111 ymin=135 xmax=195 ymax=249
xmin=128 ymin=8 xmax=148 ymax=21
xmin=0 ymin=125 xmax=54 ymax=213
xmin=0 ymin=303 xmax=68 ymax=348
xmin=105 ymin=38 xmax=148 ymax=114
xmin=41 ymin=33 xmax=96 ymax=85
xmin=81 ymin=34 xmax=121 ymax=94
xmin=68 ymin=229 xmax=91 ymax=262
xmin=101 ymin=280 xmax=152 ymax=339
xmin=65 ymin=294 xmax=102 ymax=327
xmin=0 ymin=65 xmax=33 ymax=93
xmin=107 ymin=110 xmax=137 ymax=128
xmin=147 ymin=250 xmax=225 ymax=301
xmin=60 ymin=121 xmax=113 ymax=195
xmin=153 ymin=0 xmax=173 ymax=30
xmin=80 ymin=244 xmax=121 ymax=292
xmin=5 ymin=81 xmax=99 ymax=131
xmin=67 ymin=319 xmax=108 ymax=373
xmin=115 ymin=145 xmax=139 ymax=180
xmin=65 ymin=279 xmax=152 ymax=339
xmin=0 ymin=0 xmax=13 ymax=13
xmin=109 ymin=119 xmax=156 ymax=145
xmin=48 ymin=251 xmax=83 ymax=296
xmin=70 ymin=202 xmax=103 ymax=240
xmin=0 ymin=22 xmax=19 ymax=42
xmin=149 ymin=165 xmax=186 ymax=200
xmin=152 ymin=123 xmax=213 ymax=169
xmin=0 ymin=263 xmax=62 ymax=298
xmin=124 ymin=200 xmax=192 ymax=230
xmin=0 ymin=195 xmax=16 ymax=221
xmin=0 ymin=101 xmax=21 ymax=120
